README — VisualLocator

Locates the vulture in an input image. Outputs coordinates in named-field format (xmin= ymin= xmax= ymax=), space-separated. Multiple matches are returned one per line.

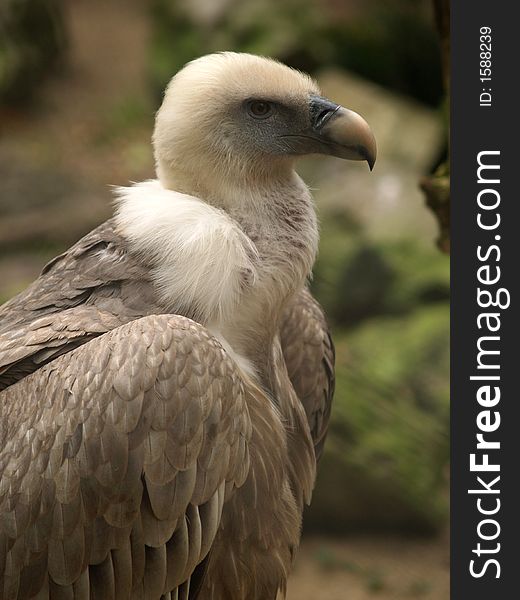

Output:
xmin=0 ymin=52 xmax=376 ymax=599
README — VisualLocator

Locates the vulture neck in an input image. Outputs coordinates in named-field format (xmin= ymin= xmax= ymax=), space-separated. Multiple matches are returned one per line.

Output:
xmin=195 ymin=166 xmax=318 ymax=386
xmin=163 ymin=162 xmax=319 ymax=386
xmin=158 ymin=158 xmax=296 ymax=212
xmin=117 ymin=165 xmax=318 ymax=389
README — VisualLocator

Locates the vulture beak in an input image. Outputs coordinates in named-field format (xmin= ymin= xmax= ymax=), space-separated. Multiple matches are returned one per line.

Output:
xmin=307 ymin=95 xmax=377 ymax=170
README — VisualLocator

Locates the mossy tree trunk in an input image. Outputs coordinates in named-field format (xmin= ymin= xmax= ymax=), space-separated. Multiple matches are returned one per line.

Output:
xmin=421 ymin=0 xmax=450 ymax=254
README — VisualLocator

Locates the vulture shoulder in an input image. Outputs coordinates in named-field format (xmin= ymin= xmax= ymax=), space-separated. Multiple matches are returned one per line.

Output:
xmin=0 ymin=219 xmax=162 ymax=390
xmin=0 ymin=314 xmax=252 ymax=599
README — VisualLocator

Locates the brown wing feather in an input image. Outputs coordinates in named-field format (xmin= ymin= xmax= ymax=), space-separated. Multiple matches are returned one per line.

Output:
xmin=0 ymin=315 xmax=250 ymax=599
xmin=0 ymin=219 xmax=163 ymax=391
xmin=280 ymin=287 xmax=335 ymax=461
xmin=0 ymin=219 xmax=330 ymax=599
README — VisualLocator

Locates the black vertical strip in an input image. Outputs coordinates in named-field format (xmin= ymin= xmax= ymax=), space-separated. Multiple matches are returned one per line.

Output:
xmin=452 ymin=2 xmax=520 ymax=598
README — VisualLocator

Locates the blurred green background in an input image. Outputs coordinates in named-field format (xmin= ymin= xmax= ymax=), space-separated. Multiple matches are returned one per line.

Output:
xmin=0 ymin=1 xmax=449 ymax=598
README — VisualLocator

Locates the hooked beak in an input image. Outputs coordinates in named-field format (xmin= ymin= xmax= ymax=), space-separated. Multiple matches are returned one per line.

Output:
xmin=285 ymin=95 xmax=377 ymax=170
xmin=317 ymin=102 xmax=377 ymax=170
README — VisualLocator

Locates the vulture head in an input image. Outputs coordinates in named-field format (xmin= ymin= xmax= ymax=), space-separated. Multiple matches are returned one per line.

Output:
xmin=153 ymin=52 xmax=376 ymax=200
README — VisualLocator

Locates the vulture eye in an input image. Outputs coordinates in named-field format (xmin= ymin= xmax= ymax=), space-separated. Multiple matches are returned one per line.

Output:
xmin=247 ymin=100 xmax=274 ymax=119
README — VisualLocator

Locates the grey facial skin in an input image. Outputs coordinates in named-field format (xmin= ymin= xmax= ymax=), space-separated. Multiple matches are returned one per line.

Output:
xmin=239 ymin=94 xmax=377 ymax=170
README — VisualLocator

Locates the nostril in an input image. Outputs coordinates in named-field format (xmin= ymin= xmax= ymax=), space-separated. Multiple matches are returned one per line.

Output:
xmin=309 ymin=96 xmax=341 ymax=131
xmin=315 ymin=107 xmax=339 ymax=129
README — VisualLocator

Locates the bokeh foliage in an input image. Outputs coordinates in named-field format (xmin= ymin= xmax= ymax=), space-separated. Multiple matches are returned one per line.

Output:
xmin=0 ymin=0 xmax=65 ymax=104
xmin=304 ymin=215 xmax=449 ymax=532
xmin=150 ymin=0 xmax=443 ymax=106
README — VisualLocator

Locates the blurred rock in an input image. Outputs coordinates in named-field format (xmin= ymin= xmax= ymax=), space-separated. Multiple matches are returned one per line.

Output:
xmin=300 ymin=69 xmax=444 ymax=245
xmin=319 ymin=69 xmax=443 ymax=173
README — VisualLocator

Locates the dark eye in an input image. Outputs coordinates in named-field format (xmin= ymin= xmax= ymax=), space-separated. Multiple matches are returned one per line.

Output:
xmin=247 ymin=100 xmax=273 ymax=119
